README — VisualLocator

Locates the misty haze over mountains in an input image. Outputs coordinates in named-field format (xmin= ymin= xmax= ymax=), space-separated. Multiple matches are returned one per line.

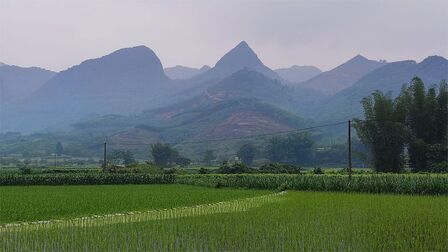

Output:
xmin=1 ymin=41 xmax=447 ymax=141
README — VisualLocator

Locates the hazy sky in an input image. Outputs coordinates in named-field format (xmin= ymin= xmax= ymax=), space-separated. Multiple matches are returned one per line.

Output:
xmin=1 ymin=0 xmax=447 ymax=72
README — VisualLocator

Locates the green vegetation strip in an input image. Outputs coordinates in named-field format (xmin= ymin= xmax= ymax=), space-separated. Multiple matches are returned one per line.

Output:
xmin=1 ymin=173 xmax=447 ymax=195
xmin=0 ymin=191 xmax=285 ymax=233
xmin=178 ymin=174 xmax=448 ymax=195
xmin=0 ymin=184 xmax=269 ymax=223
xmin=2 ymin=191 xmax=446 ymax=251
xmin=0 ymin=173 xmax=175 ymax=186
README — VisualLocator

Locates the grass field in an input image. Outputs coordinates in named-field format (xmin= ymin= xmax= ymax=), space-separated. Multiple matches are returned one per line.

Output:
xmin=1 ymin=185 xmax=447 ymax=251
xmin=0 ymin=184 xmax=269 ymax=224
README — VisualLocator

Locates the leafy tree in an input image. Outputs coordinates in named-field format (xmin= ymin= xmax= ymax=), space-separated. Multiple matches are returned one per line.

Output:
xmin=403 ymin=78 xmax=448 ymax=171
xmin=265 ymin=133 xmax=314 ymax=165
xmin=287 ymin=132 xmax=314 ymax=165
xmin=236 ymin=143 xmax=256 ymax=166
xmin=354 ymin=91 xmax=408 ymax=172
xmin=198 ymin=167 xmax=209 ymax=174
xmin=56 ymin=142 xmax=64 ymax=156
xmin=107 ymin=149 xmax=136 ymax=167
xmin=266 ymin=136 xmax=289 ymax=163
xmin=150 ymin=143 xmax=178 ymax=167
xmin=176 ymin=157 xmax=191 ymax=167
xmin=218 ymin=161 xmax=249 ymax=174
xmin=202 ymin=150 xmax=216 ymax=166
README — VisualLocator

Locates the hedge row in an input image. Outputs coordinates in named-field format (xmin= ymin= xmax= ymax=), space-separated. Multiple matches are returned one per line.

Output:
xmin=0 ymin=173 xmax=175 ymax=186
xmin=1 ymin=173 xmax=447 ymax=195
xmin=176 ymin=174 xmax=448 ymax=195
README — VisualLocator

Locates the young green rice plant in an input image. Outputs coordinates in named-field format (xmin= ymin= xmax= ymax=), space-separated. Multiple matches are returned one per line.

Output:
xmin=0 ymin=184 xmax=270 ymax=224
xmin=0 ymin=191 xmax=285 ymax=233
xmin=1 ymin=191 xmax=446 ymax=251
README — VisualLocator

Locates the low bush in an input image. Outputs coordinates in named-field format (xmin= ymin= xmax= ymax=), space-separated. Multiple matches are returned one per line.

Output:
xmin=217 ymin=162 xmax=250 ymax=174
xmin=259 ymin=163 xmax=301 ymax=174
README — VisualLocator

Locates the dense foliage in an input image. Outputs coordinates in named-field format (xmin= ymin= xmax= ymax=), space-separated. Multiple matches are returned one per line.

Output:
xmin=355 ymin=77 xmax=448 ymax=172
xmin=258 ymin=163 xmax=302 ymax=174
xmin=403 ymin=78 xmax=447 ymax=171
xmin=217 ymin=162 xmax=250 ymax=174
xmin=107 ymin=149 xmax=136 ymax=168
xmin=150 ymin=143 xmax=179 ymax=167
xmin=354 ymin=91 xmax=408 ymax=172
xmin=236 ymin=143 xmax=256 ymax=166
xmin=265 ymin=132 xmax=314 ymax=165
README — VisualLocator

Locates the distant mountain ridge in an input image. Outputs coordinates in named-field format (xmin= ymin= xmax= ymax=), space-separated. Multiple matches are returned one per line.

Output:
xmin=164 ymin=65 xmax=211 ymax=80
xmin=298 ymin=55 xmax=385 ymax=95
xmin=1 ymin=41 xmax=446 ymax=136
xmin=313 ymin=55 xmax=448 ymax=122
xmin=275 ymin=65 xmax=322 ymax=83
xmin=0 ymin=64 xmax=55 ymax=107
xmin=72 ymin=69 xmax=314 ymax=144
xmin=3 ymin=46 xmax=174 ymax=131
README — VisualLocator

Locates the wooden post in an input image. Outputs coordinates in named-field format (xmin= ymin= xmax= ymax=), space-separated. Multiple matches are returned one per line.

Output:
xmin=348 ymin=120 xmax=352 ymax=179
xmin=103 ymin=140 xmax=107 ymax=172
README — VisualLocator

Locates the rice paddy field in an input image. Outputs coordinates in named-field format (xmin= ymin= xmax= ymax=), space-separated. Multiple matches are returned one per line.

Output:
xmin=1 ymin=184 xmax=447 ymax=251
xmin=0 ymin=184 xmax=268 ymax=223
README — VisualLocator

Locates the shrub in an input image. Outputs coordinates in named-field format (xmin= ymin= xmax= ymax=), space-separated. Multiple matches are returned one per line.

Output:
xmin=198 ymin=167 xmax=209 ymax=174
xmin=313 ymin=167 xmax=324 ymax=174
xmin=259 ymin=163 xmax=301 ymax=174
xmin=430 ymin=162 xmax=448 ymax=173
xmin=218 ymin=162 xmax=250 ymax=174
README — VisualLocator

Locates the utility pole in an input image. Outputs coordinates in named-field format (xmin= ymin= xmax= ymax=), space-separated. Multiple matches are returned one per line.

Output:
xmin=103 ymin=139 xmax=107 ymax=172
xmin=348 ymin=120 xmax=352 ymax=179
xmin=54 ymin=153 xmax=57 ymax=169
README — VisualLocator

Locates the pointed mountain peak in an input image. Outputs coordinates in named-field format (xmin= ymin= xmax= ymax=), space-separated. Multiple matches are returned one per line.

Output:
xmin=234 ymin=40 xmax=250 ymax=49
xmin=348 ymin=54 xmax=368 ymax=62
xmin=196 ymin=41 xmax=281 ymax=81
xmin=214 ymin=41 xmax=265 ymax=71
xmin=215 ymin=41 xmax=261 ymax=67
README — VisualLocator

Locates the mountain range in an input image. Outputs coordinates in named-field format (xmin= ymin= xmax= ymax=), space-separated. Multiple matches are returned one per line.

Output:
xmin=274 ymin=65 xmax=321 ymax=83
xmin=1 ymin=41 xmax=447 ymax=144
xmin=313 ymin=55 xmax=448 ymax=122
xmin=297 ymin=55 xmax=386 ymax=95
xmin=0 ymin=64 xmax=55 ymax=108
xmin=164 ymin=65 xmax=211 ymax=80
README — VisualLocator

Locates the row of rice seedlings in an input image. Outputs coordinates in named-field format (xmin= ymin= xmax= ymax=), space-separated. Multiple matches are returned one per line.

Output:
xmin=0 ymin=191 xmax=286 ymax=234
xmin=3 ymin=191 xmax=446 ymax=251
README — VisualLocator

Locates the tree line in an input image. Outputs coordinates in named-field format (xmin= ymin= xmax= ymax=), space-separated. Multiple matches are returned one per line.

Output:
xmin=354 ymin=77 xmax=447 ymax=173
